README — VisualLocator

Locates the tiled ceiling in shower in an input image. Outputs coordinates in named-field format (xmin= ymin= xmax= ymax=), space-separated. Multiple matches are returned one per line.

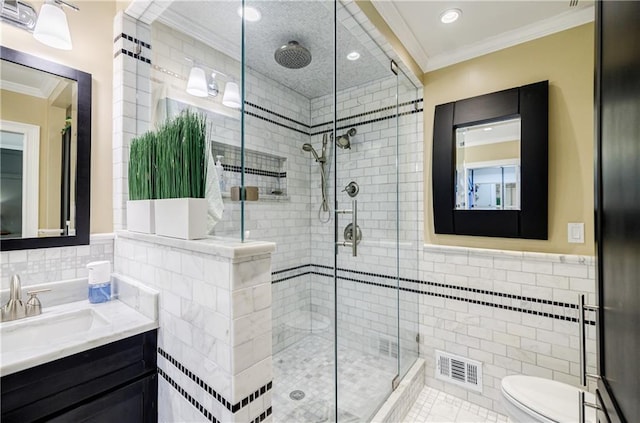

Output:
xmin=156 ymin=0 xmax=392 ymax=99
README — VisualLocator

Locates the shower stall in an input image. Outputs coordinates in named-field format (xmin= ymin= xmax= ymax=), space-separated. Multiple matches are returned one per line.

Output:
xmin=134 ymin=0 xmax=423 ymax=420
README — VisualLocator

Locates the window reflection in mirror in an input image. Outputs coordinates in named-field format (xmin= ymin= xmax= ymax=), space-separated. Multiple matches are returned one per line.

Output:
xmin=0 ymin=59 xmax=77 ymax=239
xmin=455 ymin=117 xmax=521 ymax=210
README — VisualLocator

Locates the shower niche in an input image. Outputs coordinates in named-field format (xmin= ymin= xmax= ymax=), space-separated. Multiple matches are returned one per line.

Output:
xmin=211 ymin=141 xmax=288 ymax=201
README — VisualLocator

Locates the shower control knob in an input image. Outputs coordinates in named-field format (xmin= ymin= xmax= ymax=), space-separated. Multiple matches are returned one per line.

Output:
xmin=343 ymin=181 xmax=359 ymax=197
xmin=344 ymin=223 xmax=362 ymax=245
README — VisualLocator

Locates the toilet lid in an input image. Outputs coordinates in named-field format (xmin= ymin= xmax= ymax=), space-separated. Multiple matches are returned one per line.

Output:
xmin=501 ymin=375 xmax=596 ymax=423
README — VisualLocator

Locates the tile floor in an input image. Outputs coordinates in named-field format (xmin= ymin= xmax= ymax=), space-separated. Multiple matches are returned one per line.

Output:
xmin=272 ymin=334 xmax=397 ymax=422
xmin=272 ymin=334 xmax=511 ymax=423
xmin=402 ymin=386 xmax=510 ymax=423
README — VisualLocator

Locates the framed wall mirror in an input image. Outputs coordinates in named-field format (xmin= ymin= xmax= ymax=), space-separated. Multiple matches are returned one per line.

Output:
xmin=432 ymin=80 xmax=548 ymax=239
xmin=0 ymin=46 xmax=91 ymax=251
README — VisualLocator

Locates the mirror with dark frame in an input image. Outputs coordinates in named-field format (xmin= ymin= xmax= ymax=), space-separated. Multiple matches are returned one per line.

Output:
xmin=0 ymin=46 xmax=91 ymax=251
xmin=432 ymin=80 xmax=548 ymax=239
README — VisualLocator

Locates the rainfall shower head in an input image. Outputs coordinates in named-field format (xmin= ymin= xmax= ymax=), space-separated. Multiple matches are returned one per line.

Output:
xmin=334 ymin=128 xmax=356 ymax=149
xmin=302 ymin=143 xmax=321 ymax=162
xmin=275 ymin=41 xmax=312 ymax=69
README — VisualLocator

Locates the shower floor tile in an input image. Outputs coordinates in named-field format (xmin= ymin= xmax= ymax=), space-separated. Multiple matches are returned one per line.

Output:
xmin=403 ymin=386 xmax=511 ymax=423
xmin=273 ymin=334 xmax=396 ymax=423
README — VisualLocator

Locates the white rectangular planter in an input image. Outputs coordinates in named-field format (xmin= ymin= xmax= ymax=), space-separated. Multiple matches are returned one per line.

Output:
xmin=126 ymin=200 xmax=155 ymax=234
xmin=154 ymin=198 xmax=208 ymax=240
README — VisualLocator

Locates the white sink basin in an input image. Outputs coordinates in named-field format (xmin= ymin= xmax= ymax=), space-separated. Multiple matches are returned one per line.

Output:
xmin=1 ymin=308 xmax=110 ymax=352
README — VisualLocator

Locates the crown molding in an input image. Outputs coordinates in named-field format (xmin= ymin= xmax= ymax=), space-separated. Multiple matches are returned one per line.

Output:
xmin=424 ymin=5 xmax=595 ymax=72
xmin=370 ymin=0 xmax=428 ymax=74
xmin=126 ymin=0 xmax=172 ymax=25
xmin=156 ymin=9 xmax=241 ymax=63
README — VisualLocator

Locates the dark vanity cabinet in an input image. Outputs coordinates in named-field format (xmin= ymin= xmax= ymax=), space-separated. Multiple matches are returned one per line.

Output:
xmin=1 ymin=330 xmax=157 ymax=423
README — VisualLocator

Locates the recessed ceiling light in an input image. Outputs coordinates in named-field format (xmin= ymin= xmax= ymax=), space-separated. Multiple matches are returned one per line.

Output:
xmin=346 ymin=51 xmax=360 ymax=61
xmin=440 ymin=8 xmax=462 ymax=24
xmin=484 ymin=127 xmax=493 ymax=131
xmin=237 ymin=5 xmax=261 ymax=22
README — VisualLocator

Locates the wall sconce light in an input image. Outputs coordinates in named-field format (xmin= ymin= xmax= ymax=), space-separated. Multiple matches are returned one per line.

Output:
xmin=185 ymin=59 xmax=240 ymax=108
xmin=33 ymin=0 xmax=79 ymax=50
xmin=186 ymin=66 xmax=209 ymax=97
xmin=222 ymin=82 xmax=241 ymax=108
xmin=208 ymin=72 xmax=219 ymax=97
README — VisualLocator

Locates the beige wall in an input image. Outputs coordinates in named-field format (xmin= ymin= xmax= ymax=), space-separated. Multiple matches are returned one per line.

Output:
xmin=0 ymin=89 xmax=59 ymax=227
xmin=423 ymin=23 xmax=595 ymax=255
xmin=459 ymin=140 xmax=520 ymax=164
xmin=1 ymin=0 xmax=116 ymax=233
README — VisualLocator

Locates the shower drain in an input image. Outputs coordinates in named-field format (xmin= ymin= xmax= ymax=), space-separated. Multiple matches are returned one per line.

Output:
xmin=289 ymin=390 xmax=305 ymax=400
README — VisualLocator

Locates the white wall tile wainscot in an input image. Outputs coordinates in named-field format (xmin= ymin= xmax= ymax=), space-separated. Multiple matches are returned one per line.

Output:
xmin=0 ymin=234 xmax=114 ymax=290
xmin=417 ymin=245 xmax=597 ymax=414
xmin=114 ymin=231 xmax=275 ymax=423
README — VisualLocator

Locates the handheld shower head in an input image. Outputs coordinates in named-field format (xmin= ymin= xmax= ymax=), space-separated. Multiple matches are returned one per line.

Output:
xmin=302 ymin=143 xmax=321 ymax=162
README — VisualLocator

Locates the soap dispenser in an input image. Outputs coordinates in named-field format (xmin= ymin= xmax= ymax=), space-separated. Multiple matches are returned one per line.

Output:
xmin=215 ymin=155 xmax=226 ymax=192
xmin=87 ymin=261 xmax=111 ymax=303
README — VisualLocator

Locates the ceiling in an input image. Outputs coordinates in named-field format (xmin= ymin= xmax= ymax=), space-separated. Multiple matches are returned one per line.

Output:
xmin=1 ymin=59 xmax=63 ymax=99
xmin=138 ymin=0 xmax=594 ymax=99
xmin=372 ymin=0 xmax=595 ymax=72
xmin=156 ymin=1 xmax=393 ymax=99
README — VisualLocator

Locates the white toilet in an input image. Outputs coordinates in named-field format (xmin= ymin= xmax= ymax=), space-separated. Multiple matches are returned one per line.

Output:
xmin=501 ymin=375 xmax=596 ymax=423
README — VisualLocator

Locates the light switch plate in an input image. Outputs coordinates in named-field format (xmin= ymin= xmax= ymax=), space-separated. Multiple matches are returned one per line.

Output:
xmin=568 ymin=222 xmax=585 ymax=243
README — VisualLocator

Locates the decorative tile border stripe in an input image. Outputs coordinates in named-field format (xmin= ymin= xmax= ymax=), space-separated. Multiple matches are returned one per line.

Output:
xmin=245 ymin=98 xmax=423 ymax=133
xmin=114 ymin=48 xmax=151 ymax=64
xmin=245 ymin=98 xmax=423 ymax=137
xmin=251 ymin=407 xmax=273 ymax=423
xmin=271 ymin=264 xmax=596 ymax=325
xmin=272 ymin=263 xmax=311 ymax=275
xmin=159 ymin=367 xmax=273 ymax=423
xmin=311 ymin=108 xmax=424 ymax=137
xmin=245 ymin=101 xmax=310 ymax=129
xmin=114 ymin=32 xmax=152 ymax=64
xmin=310 ymin=98 xmax=424 ymax=130
xmin=114 ymin=32 xmax=151 ymax=49
xmin=223 ymin=164 xmax=286 ymax=179
xmin=158 ymin=348 xmax=272 ymax=413
xmin=158 ymin=368 xmax=219 ymax=423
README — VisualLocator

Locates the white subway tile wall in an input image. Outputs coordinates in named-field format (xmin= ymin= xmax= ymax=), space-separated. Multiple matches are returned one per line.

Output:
xmin=0 ymin=234 xmax=115 ymax=290
xmin=417 ymin=246 xmax=597 ymax=414
xmin=115 ymin=232 xmax=274 ymax=423
xmin=112 ymin=12 xmax=152 ymax=231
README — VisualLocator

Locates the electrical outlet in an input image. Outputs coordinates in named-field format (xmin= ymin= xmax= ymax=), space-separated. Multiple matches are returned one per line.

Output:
xmin=568 ymin=222 xmax=584 ymax=243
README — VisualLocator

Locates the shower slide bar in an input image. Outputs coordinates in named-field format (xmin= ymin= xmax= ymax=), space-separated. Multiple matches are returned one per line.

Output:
xmin=336 ymin=199 xmax=358 ymax=257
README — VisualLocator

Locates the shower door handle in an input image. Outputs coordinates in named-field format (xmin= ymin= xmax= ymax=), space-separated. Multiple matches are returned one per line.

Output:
xmin=578 ymin=390 xmax=601 ymax=423
xmin=336 ymin=200 xmax=358 ymax=257
xmin=578 ymin=294 xmax=599 ymax=387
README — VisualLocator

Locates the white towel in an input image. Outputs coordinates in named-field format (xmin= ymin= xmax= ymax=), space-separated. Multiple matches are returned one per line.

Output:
xmin=205 ymin=146 xmax=224 ymax=234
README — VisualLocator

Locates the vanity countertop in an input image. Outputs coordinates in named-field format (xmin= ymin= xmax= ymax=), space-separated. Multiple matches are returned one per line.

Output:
xmin=0 ymin=298 xmax=158 ymax=377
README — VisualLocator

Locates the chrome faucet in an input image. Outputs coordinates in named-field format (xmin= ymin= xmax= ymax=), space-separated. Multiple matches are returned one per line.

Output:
xmin=1 ymin=275 xmax=50 ymax=322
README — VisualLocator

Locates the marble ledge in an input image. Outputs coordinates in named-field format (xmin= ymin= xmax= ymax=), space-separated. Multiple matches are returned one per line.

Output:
xmin=116 ymin=230 xmax=276 ymax=260
xmin=89 ymin=233 xmax=116 ymax=242
xmin=0 ymin=298 xmax=158 ymax=376
xmin=422 ymin=243 xmax=595 ymax=265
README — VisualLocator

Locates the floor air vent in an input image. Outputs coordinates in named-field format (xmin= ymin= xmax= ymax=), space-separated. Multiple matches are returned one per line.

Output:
xmin=435 ymin=350 xmax=482 ymax=393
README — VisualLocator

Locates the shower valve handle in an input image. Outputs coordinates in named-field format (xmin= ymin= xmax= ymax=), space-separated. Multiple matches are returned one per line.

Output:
xmin=342 ymin=181 xmax=359 ymax=198
xmin=336 ymin=200 xmax=358 ymax=257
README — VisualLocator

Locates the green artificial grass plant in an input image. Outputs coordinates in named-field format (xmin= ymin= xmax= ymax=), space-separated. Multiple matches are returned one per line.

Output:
xmin=128 ymin=131 xmax=156 ymax=201
xmin=155 ymin=110 xmax=208 ymax=199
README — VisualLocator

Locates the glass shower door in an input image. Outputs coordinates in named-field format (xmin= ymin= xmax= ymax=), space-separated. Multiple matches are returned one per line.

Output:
xmin=334 ymin=3 xmax=401 ymax=418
